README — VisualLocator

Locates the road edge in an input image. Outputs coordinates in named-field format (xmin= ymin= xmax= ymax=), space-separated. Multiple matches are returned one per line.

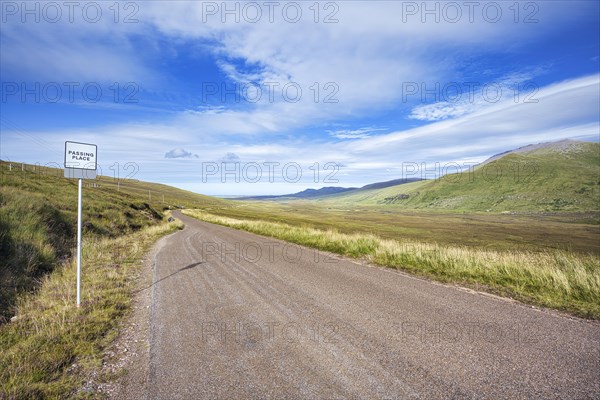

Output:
xmin=98 ymin=226 xmax=184 ymax=399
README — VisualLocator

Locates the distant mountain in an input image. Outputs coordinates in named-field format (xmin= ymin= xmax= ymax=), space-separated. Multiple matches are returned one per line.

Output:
xmin=235 ymin=186 xmax=357 ymax=200
xmin=357 ymin=178 xmax=424 ymax=191
xmin=292 ymin=186 xmax=357 ymax=198
xmin=235 ymin=178 xmax=424 ymax=201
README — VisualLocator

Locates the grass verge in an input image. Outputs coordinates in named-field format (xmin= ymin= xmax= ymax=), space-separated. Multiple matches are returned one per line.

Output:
xmin=0 ymin=216 xmax=183 ymax=399
xmin=184 ymin=209 xmax=600 ymax=319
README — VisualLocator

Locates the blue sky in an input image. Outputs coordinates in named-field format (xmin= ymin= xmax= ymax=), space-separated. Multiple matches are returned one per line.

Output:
xmin=1 ymin=1 xmax=599 ymax=195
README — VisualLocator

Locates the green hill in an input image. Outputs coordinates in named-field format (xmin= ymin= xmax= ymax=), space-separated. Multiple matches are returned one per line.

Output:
xmin=322 ymin=140 xmax=600 ymax=212
xmin=0 ymin=160 xmax=224 ymax=322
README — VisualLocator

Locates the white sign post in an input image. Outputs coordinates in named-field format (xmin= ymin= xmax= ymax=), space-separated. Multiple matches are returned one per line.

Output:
xmin=64 ymin=141 xmax=97 ymax=307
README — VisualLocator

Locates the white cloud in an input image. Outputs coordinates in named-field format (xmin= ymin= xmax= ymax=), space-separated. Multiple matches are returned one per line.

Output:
xmin=220 ymin=152 xmax=240 ymax=162
xmin=165 ymin=148 xmax=199 ymax=159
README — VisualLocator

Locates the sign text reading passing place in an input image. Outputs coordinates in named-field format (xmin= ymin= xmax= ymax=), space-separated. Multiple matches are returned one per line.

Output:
xmin=64 ymin=141 xmax=97 ymax=170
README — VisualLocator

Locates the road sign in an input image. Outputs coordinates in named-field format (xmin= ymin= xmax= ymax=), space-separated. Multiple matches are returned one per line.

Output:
xmin=64 ymin=141 xmax=97 ymax=179
xmin=64 ymin=141 xmax=98 ymax=307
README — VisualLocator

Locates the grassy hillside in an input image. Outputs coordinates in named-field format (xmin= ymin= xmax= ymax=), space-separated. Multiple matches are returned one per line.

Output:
xmin=322 ymin=141 xmax=600 ymax=212
xmin=0 ymin=160 xmax=224 ymax=322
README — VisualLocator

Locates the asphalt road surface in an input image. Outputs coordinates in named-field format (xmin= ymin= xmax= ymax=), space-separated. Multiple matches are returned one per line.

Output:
xmin=121 ymin=211 xmax=599 ymax=399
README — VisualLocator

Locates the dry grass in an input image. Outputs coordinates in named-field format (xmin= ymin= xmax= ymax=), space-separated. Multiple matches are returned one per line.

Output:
xmin=0 ymin=216 xmax=183 ymax=399
xmin=184 ymin=209 xmax=600 ymax=319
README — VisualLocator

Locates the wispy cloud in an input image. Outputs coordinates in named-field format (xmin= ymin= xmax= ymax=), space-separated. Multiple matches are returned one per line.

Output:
xmin=409 ymin=102 xmax=476 ymax=122
xmin=409 ymin=69 xmax=548 ymax=122
xmin=327 ymin=127 xmax=387 ymax=140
